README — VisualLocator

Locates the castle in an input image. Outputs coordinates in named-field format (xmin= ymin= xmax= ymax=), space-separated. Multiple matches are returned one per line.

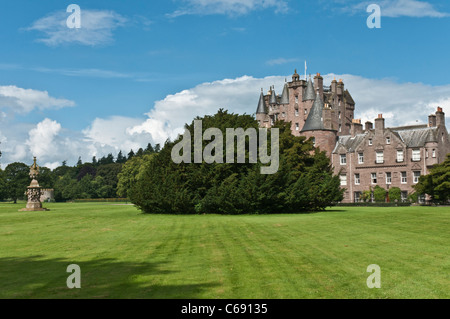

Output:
xmin=256 ymin=70 xmax=450 ymax=203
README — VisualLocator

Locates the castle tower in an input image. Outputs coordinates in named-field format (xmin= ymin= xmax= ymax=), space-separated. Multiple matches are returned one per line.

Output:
xmin=256 ymin=89 xmax=269 ymax=128
xmin=301 ymin=91 xmax=337 ymax=156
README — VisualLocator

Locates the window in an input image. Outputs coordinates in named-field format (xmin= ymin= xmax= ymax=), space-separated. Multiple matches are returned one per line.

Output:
xmin=369 ymin=139 xmax=373 ymax=146
xmin=340 ymin=175 xmax=347 ymax=186
xmin=295 ymin=109 xmax=299 ymax=116
xmin=295 ymin=123 xmax=299 ymax=131
xmin=312 ymin=137 xmax=316 ymax=147
xmin=371 ymin=173 xmax=377 ymax=184
xmin=355 ymin=174 xmax=360 ymax=185
xmin=304 ymin=109 xmax=307 ymax=115
xmin=386 ymin=172 xmax=392 ymax=184
xmin=295 ymin=95 xmax=299 ymax=103
xmin=432 ymin=149 xmax=436 ymax=158
xmin=401 ymin=172 xmax=407 ymax=184
xmin=376 ymin=151 xmax=384 ymax=164
xmin=340 ymin=154 xmax=347 ymax=165
xmin=339 ymin=124 xmax=342 ymax=133
xmin=338 ymin=111 xmax=341 ymax=119
xmin=397 ymin=150 xmax=404 ymax=162
xmin=386 ymin=137 xmax=391 ymax=144
xmin=412 ymin=149 xmax=421 ymax=161
xmin=282 ymin=112 xmax=286 ymax=118
xmin=358 ymin=153 xmax=364 ymax=164
xmin=413 ymin=171 xmax=421 ymax=184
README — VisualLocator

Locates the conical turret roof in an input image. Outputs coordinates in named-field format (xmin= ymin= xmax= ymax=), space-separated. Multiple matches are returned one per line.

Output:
xmin=256 ymin=91 xmax=267 ymax=114
xmin=269 ymin=87 xmax=277 ymax=105
xmin=280 ymin=83 xmax=289 ymax=105
xmin=303 ymin=78 xmax=315 ymax=101
xmin=301 ymin=91 xmax=325 ymax=132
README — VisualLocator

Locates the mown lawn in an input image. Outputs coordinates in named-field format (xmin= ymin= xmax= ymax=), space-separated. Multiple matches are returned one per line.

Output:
xmin=0 ymin=202 xmax=448 ymax=299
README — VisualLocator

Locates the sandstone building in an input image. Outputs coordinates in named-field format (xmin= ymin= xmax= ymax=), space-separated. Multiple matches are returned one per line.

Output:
xmin=256 ymin=70 xmax=450 ymax=203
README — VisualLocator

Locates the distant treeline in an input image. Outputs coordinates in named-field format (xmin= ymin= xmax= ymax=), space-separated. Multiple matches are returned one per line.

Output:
xmin=0 ymin=145 xmax=160 ymax=203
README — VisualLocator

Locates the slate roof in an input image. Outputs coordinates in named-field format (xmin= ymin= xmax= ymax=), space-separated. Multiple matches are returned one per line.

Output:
xmin=303 ymin=78 xmax=315 ymax=101
xmin=333 ymin=126 xmax=439 ymax=153
xmin=393 ymin=127 xmax=438 ymax=148
xmin=280 ymin=83 xmax=290 ymax=105
xmin=256 ymin=91 xmax=267 ymax=114
xmin=333 ymin=133 xmax=368 ymax=153
xmin=301 ymin=92 xmax=324 ymax=132
xmin=269 ymin=88 xmax=277 ymax=105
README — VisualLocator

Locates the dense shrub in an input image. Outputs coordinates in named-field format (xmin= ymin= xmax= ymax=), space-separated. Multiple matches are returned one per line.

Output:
xmin=130 ymin=109 xmax=344 ymax=214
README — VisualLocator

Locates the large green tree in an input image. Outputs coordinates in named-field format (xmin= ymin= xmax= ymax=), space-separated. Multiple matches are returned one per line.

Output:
xmin=414 ymin=154 xmax=450 ymax=203
xmin=130 ymin=109 xmax=343 ymax=214
xmin=4 ymin=162 xmax=30 ymax=203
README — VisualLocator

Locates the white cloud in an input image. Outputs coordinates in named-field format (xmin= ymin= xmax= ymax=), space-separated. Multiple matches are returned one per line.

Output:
xmin=322 ymin=73 xmax=450 ymax=126
xmin=26 ymin=118 xmax=62 ymax=160
xmin=168 ymin=0 xmax=288 ymax=17
xmin=82 ymin=116 xmax=154 ymax=156
xmin=0 ymin=85 xmax=75 ymax=114
xmin=351 ymin=0 xmax=448 ymax=18
xmin=27 ymin=9 xmax=127 ymax=46
xmin=128 ymin=73 xmax=450 ymax=146
xmin=1 ymin=73 xmax=450 ymax=168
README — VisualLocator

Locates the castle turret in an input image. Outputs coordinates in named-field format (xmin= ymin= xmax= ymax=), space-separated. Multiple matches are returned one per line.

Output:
xmin=301 ymin=90 xmax=337 ymax=156
xmin=303 ymin=77 xmax=315 ymax=101
xmin=256 ymin=90 xmax=267 ymax=114
xmin=256 ymin=89 xmax=268 ymax=127
xmin=269 ymin=86 xmax=277 ymax=105
xmin=280 ymin=83 xmax=289 ymax=105
xmin=302 ymin=91 xmax=325 ymax=132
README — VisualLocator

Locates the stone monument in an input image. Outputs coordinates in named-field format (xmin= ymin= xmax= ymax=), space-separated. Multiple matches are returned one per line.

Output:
xmin=19 ymin=157 xmax=49 ymax=212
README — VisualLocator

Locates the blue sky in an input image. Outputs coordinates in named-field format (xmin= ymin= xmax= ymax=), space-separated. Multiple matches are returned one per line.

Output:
xmin=1 ymin=0 xmax=450 ymax=168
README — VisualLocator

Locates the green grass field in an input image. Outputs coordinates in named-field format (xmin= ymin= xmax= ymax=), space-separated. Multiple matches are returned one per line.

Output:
xmin=0 ymin=202 xmax=448 ymax=299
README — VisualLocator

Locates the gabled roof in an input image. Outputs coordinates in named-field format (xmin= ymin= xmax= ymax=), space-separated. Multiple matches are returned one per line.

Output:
xmin=301 ymin=92 xmax=324 ymax=132
xmin=303 ymin=78 xmax=315 ymax=101
xmin=280 ymin=83 xmax=289 ymax=105
xmin=333 ymin=126 xmax=440 ymax=154
xmin=333 ymin=133 xmax=368 ymax=153
xmin=256 ymin=91 xmax=267 ymax=114
xmin=394 ymin=127 xmax=438 ymax=148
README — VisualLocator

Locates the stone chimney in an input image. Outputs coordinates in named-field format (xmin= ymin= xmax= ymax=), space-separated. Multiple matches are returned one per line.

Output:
xmin=351 ymin=119 xmax=363 ymax=137
xmin=336 ymin=79 xmax=344 ymax=96
xmin=314 ymin=73 xmax=323 ymax=97
xmin=428 ymin=114 xmax=437 ymax=127
xmin=436 ymin=107 xmax=445 ymax=127
xmin=365 ymin=121 xmax=373 ymax=131
xmin=331 ymin=78 xmax=337 ymax=94
xmin=374 ymin=114 xmax=385 ymax=134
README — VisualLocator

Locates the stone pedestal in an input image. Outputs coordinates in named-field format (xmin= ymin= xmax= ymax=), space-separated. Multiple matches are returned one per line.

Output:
xmin=19 ymin=160 xmax=50 ymax=212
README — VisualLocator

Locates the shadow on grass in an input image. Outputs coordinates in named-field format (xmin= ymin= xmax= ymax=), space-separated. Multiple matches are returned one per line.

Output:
xmin=0 ymin=255 xmax=217 ymax=299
